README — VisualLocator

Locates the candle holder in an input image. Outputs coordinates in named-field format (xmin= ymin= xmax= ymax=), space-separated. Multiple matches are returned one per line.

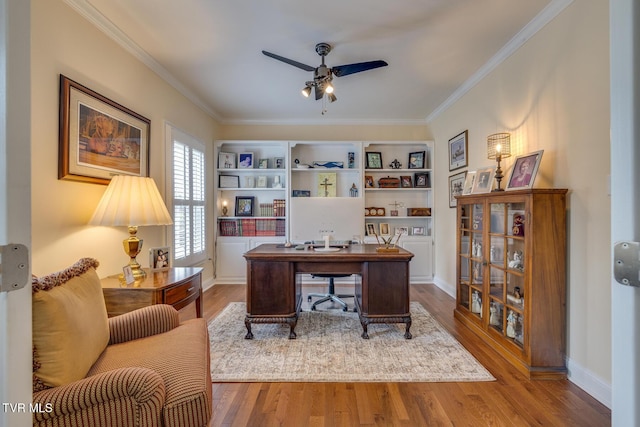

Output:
xmin=487 ymin=133 xmax=511 ymax=191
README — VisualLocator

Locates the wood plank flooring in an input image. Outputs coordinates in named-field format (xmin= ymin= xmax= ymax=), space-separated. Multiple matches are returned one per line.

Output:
xmin=180 ymin=283 xmax=610 ymax=426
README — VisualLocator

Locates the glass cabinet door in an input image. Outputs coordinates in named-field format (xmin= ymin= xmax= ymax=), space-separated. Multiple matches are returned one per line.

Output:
xmin=458 ymin=202 xmax=483 ymax=319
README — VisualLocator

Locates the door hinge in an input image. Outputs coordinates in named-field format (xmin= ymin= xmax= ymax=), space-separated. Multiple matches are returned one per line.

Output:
xmin=614 ymin=241 xmax=640 ymax=287
xmin=0 ymin=244 xmax=29 ymax=292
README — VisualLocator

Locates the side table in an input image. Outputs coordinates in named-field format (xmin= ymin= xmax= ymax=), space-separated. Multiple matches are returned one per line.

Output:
xmin=101 ymin=267 xmax=203 ymax=318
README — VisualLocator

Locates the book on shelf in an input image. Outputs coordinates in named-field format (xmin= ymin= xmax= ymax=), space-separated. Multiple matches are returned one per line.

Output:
xmin=218 ymin=217 xmax=286 ymax=237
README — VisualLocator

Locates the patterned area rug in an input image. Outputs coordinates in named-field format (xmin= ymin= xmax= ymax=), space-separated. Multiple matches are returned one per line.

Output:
xmin=208 ymin=302 xmax=495 ymax=382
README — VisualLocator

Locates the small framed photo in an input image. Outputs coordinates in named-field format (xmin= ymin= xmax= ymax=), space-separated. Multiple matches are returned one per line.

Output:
xmin=258 ymin=158 xmax=269 ymax=169
xmin=364 ymin=175 xmax=374 ymax=188
xmin=238 ymin=152 xmax=254 ymax=168
xmin=506 ymin=150 xmax=544 ymax=190
xmin=395 ymin=226 xmax=409 ymax=236
xmin=218 ymin=152 xmax=236 ymax=169
xmin=400 ymin=176 xmax=413 ymax=188
xmin=274 ymin=157 xmax=285 ymax=169
xmin=411 ymin=226 xmax=425 ymax=236
xmin=149 ymin=246 xmax=170 ymax=270
xmin=414 ymin=172 xmax=430 ymax=188
xmin=122 ymin=265 xmax=135 ymax=285
xmin=449 ymin=171 xmax=466 ymax=208
xmin=472 ymin=167 xmax=495 ymax=194
xmin=235 ymin=196 xmax=255 ymax=216
xmin=462 ymin=171 xmax=476 ymax=195
xmin=379 ymin=223 xmax=391 ymax=236
xmin=257 ymin=175 xmax=268 ymax=188
xmin=366 ymin=222 xmax=378 ymax=236
xmin=219 ymin=174 xmax=240 ymax=189
xmin=448 ymin=130 xmax=468 ymax=171
xmin=366 ymin=152 xmax=383 ymax=169
xmin=408 ymin=151 xmax=426 ymax=169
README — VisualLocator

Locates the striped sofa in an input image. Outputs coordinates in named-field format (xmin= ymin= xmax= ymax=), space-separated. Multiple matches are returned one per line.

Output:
xmin=32 ymin=259 xmax=212 ymax=427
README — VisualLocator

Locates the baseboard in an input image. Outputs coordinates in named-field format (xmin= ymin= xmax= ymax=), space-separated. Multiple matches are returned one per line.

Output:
xmin=430 ymin=278 xmax=612 ymax=409
xmin=566 ymin=357 xmax=612 ymax=409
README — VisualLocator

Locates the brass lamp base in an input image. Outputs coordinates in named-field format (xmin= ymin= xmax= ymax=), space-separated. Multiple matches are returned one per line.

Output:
xmin=118 ymin=225 xmax=146 ymax=283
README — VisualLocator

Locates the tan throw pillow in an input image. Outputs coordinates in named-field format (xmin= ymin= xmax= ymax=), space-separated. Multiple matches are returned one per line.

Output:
xmin=32 ymin=258 xmax=109 ymax=389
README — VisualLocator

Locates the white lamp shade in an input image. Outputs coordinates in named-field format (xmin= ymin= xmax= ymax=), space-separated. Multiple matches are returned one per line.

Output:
xmin=90 ymin=175 xmax=173 ymax=227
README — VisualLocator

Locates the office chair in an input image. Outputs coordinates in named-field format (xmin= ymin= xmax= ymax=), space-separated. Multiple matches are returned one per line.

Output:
xmin=307 ymin=274 xmax=354 ymax=311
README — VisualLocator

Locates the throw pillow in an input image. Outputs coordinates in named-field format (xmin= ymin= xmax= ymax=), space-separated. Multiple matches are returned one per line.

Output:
xmin=32 ymin=258 xmax=109 ymax=390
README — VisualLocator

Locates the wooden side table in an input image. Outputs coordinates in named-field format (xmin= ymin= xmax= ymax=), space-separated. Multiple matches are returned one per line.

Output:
xmin=101 ymin=267 xmax=203 ymax=318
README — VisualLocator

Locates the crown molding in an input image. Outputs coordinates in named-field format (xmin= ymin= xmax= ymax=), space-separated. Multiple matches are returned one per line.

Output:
xmin=220 ymin=117 xmax=429 ymax=126
xmin=62 ymin=0 xmax=222 ymax=121
xmin=426 ymin=0 xmax=574 ymax=123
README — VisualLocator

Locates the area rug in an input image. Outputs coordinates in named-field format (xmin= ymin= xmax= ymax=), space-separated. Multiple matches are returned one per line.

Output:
xmin=208 ymin=302 xmax=494 ymax=382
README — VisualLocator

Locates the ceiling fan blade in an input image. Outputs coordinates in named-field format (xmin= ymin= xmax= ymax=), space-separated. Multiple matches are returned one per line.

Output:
xmin=262 ymin=50 xmax=315 ymax=72
xmin=314 ymin=85 xmax=324 ymax=100
xmin=332 ymin=60 xmax=388 ymax=77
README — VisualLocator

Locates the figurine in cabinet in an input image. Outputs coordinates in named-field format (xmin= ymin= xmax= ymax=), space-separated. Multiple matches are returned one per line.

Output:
xmin=508 ymin=250 xmax=523 ymax=270
xmin=471 ymin=290 xmax=482 ymax=314
xmin=506 ymin=310 xmax=516 ymax=338
xmin=490 ymin=303 xmax=501 ymax=327
xmin=512 ymin=214 xmax=525 ymax=236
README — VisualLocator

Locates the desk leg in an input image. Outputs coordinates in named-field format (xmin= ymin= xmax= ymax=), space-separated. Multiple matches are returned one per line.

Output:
xmin=244 ymin=317 xmax=254 ymax=339
xmin=244 ymin=315 xmax=298 ymax=339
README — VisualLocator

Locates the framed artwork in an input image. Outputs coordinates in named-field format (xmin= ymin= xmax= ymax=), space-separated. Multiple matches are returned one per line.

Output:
xmin=395 ymin=226 xmax=409 ymax=236
xmin=366 ymin=223 xmax=378 ymax=236
xmin=364 ymin=175 xmax=374 ymax=188
xmin=411 ymin=226 xmax=425 ymax=236
xmin=462 ymin=171 xmax=476 ymax=195
xmin=408 ymin=151 xmax=426 ymax=169
xmin=379 ymin=223 xmax=391 ymax=236
xmin=414 ymin=172 xmax=430 ymax=188
xmin=472 ymin=167 xmax=495 ymax=194
xmin=219 ymin=175 xmax=239 ymax=188
xmin=400 ymin=176 xmax=413 ymax=188
xmin=506 ymin=150 xmax=544 ymax=190
xmin=448 ymin=130 xmax=468 ymax=171
xmin=258 ymin=158 xmax=269 ymax=169
xmin=366 ymin=152 xmax=383 ymax=169
xmin=449 ymin=171 xmax=466 ymax=208
xmin=274 ymin=157 xmax=284 ymax=169
xmin=218 ymin=152 xmax=236 ymax=169
xmin=235 ymin=196 xmax=255 ymax=216
xmin=149 ymin=246 xmax=170 ymax=270
xmin=257 ymin=175 xmax=268 ymax=188
xmin=238 ymin=152 xmax=254 ymax=168
xmin=58 ymin=75 xmax=150 ymax=185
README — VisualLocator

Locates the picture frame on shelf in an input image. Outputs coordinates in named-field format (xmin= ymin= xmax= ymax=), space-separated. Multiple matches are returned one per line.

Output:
xmin=411 ymin=226 xmax=425 ymax=236
xmin=218 ymin=152 xmax=236 ymax=169
xmin=449 ymin=171 xmax=466 ymax=208
xmin=274 ymin=157 xmax=285 ymax=169
xmin=238 ymin=152 xmax=254 ymax=168
xmin=408 ymin=151 xmax=426 ymax=169
xmin=219 ymin=174 xmax=240 ymax=188
xmin=462 ymin=171 xmax=476 ymax=195
xmin=258 ymin=158 xmax=269 ymax=169
xmin=366 ymin=152 xmax=383 ymax=169
xmin=395 ymin=226 xmax=409 ymax=236
xmin=471 ymin=167 xmax=495 ymax=193
xmin=379 ymin=223 xmax=390 ymax=236
xmin=366 ymin=223 xmax=378 ymax=236
xmin=58 ymin=75 xmax=150 ymax=185
xmin=364 ymin=175 xmax=374 ymax=188
xmin=414 ymin=172 xmax=430 ymax=188
xmin=400 ymin=176 xmax=413 ymax=188
xmin=448 ymin=130 xmax=468 ymax=171
xmin=149 ymin=246 xmax=170 ymax=271
xmin=257 ymin=175 xmax=268 ymax=188
xmin=506 ymin=150 xmax=544 ymax=190
xmin=235 ymin=196 xmax=255 ymax=216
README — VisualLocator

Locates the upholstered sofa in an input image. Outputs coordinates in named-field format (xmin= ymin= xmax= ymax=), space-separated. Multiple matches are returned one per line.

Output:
xmin=31 ymin=258 xmax=212 ymax=427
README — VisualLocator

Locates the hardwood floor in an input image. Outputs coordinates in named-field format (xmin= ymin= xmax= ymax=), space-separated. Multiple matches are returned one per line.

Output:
xmin=181 ymin=283 xmax=611 ymax=426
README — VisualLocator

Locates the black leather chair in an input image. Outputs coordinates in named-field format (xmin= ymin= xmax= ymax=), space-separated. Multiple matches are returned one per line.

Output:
xmin=307 ymin=274 xmax=354 ymax=311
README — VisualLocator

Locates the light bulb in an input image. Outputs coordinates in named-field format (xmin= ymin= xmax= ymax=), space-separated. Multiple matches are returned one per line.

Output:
xmin=325 ymin=83 xmax=334 ymax=94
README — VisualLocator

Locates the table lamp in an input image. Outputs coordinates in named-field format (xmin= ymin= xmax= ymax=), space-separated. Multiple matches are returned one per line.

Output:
xmin=487 ymin=133 xmax=512 ymax=191
xmin=90 ymin=175 xmax=173 ymax=281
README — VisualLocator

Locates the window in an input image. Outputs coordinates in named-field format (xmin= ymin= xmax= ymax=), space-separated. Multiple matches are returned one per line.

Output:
xmin=167 ymin=125 xmax=206 ymax=266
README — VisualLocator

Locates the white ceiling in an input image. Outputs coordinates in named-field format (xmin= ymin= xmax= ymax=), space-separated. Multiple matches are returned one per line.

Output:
xmin=72 ymin=0 xmax=563 ymax=124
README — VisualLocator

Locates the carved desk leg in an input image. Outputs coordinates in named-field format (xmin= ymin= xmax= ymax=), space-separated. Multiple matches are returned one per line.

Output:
xmin=287 ymin=317 xmax=297 ymax=339
xmin=404 ymin=316 xmax=412 ymax=339
xmin=360 ymin=318 xmax=370 ymax=339
xmin=244 ymin=316 xmax=254 ymax=340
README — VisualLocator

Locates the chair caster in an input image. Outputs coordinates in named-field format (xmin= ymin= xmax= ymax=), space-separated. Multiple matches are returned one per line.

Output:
xmin=311 ymin=306 xmax=317 ymax=311
xmin=307 ymin=296 xmax=312 ymax=302
xmin=342 ymin=306 xmax=348 ymax=312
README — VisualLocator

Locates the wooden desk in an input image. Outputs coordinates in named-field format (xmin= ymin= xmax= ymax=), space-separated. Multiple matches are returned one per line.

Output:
xmin=101 ymin=267 xmax=203 ymax=318
xmin=243 ymin=244 xmax=414 ymax=339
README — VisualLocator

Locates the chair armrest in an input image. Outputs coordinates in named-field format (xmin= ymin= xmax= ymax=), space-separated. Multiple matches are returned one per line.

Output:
xmin=108 ymin=304 xmax=180 ymax=345
xmin=33 ymin=367 xmax=165 ymax=426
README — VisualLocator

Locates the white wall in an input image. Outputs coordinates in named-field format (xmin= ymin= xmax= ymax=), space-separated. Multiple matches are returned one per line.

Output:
xmin=429 ymin=0 xmax=611 ymax=403
xmin=31 ymin=0 xmax=218 ymax=280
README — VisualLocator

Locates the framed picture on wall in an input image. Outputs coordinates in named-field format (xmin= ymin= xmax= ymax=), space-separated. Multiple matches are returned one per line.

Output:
xmin=448 ymin=130 xmax=468 ymax=171
xmin=58 ymin=75 xmax=150 ymax=185
xmin=449 ymin=171 xmax=466 ymax=208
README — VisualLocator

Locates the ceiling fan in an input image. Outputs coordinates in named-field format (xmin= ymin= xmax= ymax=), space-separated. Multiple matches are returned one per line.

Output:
xmin=262 ymin=42 xmax=388 ymax=102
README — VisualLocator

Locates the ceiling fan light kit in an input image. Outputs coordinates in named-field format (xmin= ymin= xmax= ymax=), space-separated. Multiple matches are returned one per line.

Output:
xmin=262 ymin=42 xmax=388 ymax=111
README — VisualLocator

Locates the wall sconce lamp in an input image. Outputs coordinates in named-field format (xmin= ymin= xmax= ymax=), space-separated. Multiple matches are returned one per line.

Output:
xmin=487 ymin=133 xmax=512 ymax=191
xmin=89 ymin=175 xmax=173 ymax=282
